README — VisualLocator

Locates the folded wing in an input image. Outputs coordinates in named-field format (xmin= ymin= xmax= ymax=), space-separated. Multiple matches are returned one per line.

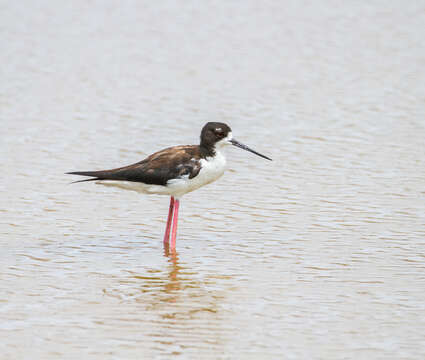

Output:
xmin=67 ymin=145 xmax=202 ymax=186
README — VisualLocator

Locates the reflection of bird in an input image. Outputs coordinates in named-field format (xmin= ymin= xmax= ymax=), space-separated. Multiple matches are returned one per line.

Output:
xmin=67 ymin=122 xmax=272 ymax=250
xmin=164 ymin=247 xmax=180 ymax=292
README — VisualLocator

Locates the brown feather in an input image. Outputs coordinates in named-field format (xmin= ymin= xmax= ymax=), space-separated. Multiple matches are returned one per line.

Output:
xmin=67 ymin=145 xmax=203 ymax=186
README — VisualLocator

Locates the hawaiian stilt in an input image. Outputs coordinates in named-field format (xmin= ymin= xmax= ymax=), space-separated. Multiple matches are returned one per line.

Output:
xmin=67 ymin=122 xmax=272 ymax=250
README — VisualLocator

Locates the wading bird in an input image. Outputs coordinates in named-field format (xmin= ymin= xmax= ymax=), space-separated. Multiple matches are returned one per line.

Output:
xmin=68 ymin=122 xmax=271 ymax=250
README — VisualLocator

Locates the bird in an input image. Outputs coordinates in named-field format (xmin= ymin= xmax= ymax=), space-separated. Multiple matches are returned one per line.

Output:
xmin=67 ymin=122 xmax=272 ymax=251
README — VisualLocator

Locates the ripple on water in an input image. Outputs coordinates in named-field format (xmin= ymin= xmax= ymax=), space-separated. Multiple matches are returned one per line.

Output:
xmin=2 ymin=1 xmax=425 ymax=358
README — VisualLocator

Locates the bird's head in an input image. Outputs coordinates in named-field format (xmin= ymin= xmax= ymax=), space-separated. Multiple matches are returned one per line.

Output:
xmin=200 ymin=122 xmax=272 ymax=160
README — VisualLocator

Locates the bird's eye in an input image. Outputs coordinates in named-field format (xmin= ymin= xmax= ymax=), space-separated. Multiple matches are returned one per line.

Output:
xmin=215 ymin=128 xmax=224 ymax=136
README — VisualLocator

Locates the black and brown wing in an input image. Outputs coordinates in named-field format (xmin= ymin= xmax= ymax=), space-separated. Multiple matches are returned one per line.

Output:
xmin=67 ymin=145 xmax=202 ymax=186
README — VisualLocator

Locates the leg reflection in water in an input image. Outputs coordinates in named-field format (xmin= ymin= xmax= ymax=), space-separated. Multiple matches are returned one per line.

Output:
xmin=163 ymin=242 xmax=181 ymax=293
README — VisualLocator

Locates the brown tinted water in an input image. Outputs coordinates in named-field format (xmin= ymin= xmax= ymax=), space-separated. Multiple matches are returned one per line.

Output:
xmin=1 ymin=1 xmax=425 ymax=359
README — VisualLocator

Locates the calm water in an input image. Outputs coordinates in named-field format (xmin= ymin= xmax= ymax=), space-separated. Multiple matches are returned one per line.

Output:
xmin=1 ymin=1 xmax=425 ymax=359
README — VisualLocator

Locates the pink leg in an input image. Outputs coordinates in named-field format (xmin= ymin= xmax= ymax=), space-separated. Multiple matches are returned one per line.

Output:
xmin=163 ymin=196 xmax=175 ymax=245
xmin=170 ymin=198 xmax=180 ymax=250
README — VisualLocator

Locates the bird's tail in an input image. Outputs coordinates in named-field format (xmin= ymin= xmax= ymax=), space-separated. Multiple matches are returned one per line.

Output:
xmin=66 ymin=170 xmax=107 ymax=184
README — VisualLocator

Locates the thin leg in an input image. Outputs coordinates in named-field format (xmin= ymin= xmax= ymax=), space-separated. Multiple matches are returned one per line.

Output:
xmin=163 ymin=196 xmax=175 ymax=245
xmin=170 ymin=198 xmax=180 ymax=250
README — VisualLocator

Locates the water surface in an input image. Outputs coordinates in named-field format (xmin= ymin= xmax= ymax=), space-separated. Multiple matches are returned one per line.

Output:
xmin=1 ymin=1 xmax=425 ymax=359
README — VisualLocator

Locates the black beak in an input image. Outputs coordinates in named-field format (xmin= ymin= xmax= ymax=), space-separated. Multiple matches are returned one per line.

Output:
xmin=230 ymin=139 xmax=272 ymax=161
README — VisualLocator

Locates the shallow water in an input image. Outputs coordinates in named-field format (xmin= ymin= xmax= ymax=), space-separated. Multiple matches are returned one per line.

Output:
xmin=1 ymin=1 xmax=425 ymax=359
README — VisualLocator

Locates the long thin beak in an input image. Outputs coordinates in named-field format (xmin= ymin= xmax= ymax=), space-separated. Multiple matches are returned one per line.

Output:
xmin=230 ymin=139 xmax=272 ymax=161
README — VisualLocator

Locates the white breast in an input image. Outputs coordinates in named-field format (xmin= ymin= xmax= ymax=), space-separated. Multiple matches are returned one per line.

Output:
xmin=166 ymin=150 xmax=227 ymax=197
